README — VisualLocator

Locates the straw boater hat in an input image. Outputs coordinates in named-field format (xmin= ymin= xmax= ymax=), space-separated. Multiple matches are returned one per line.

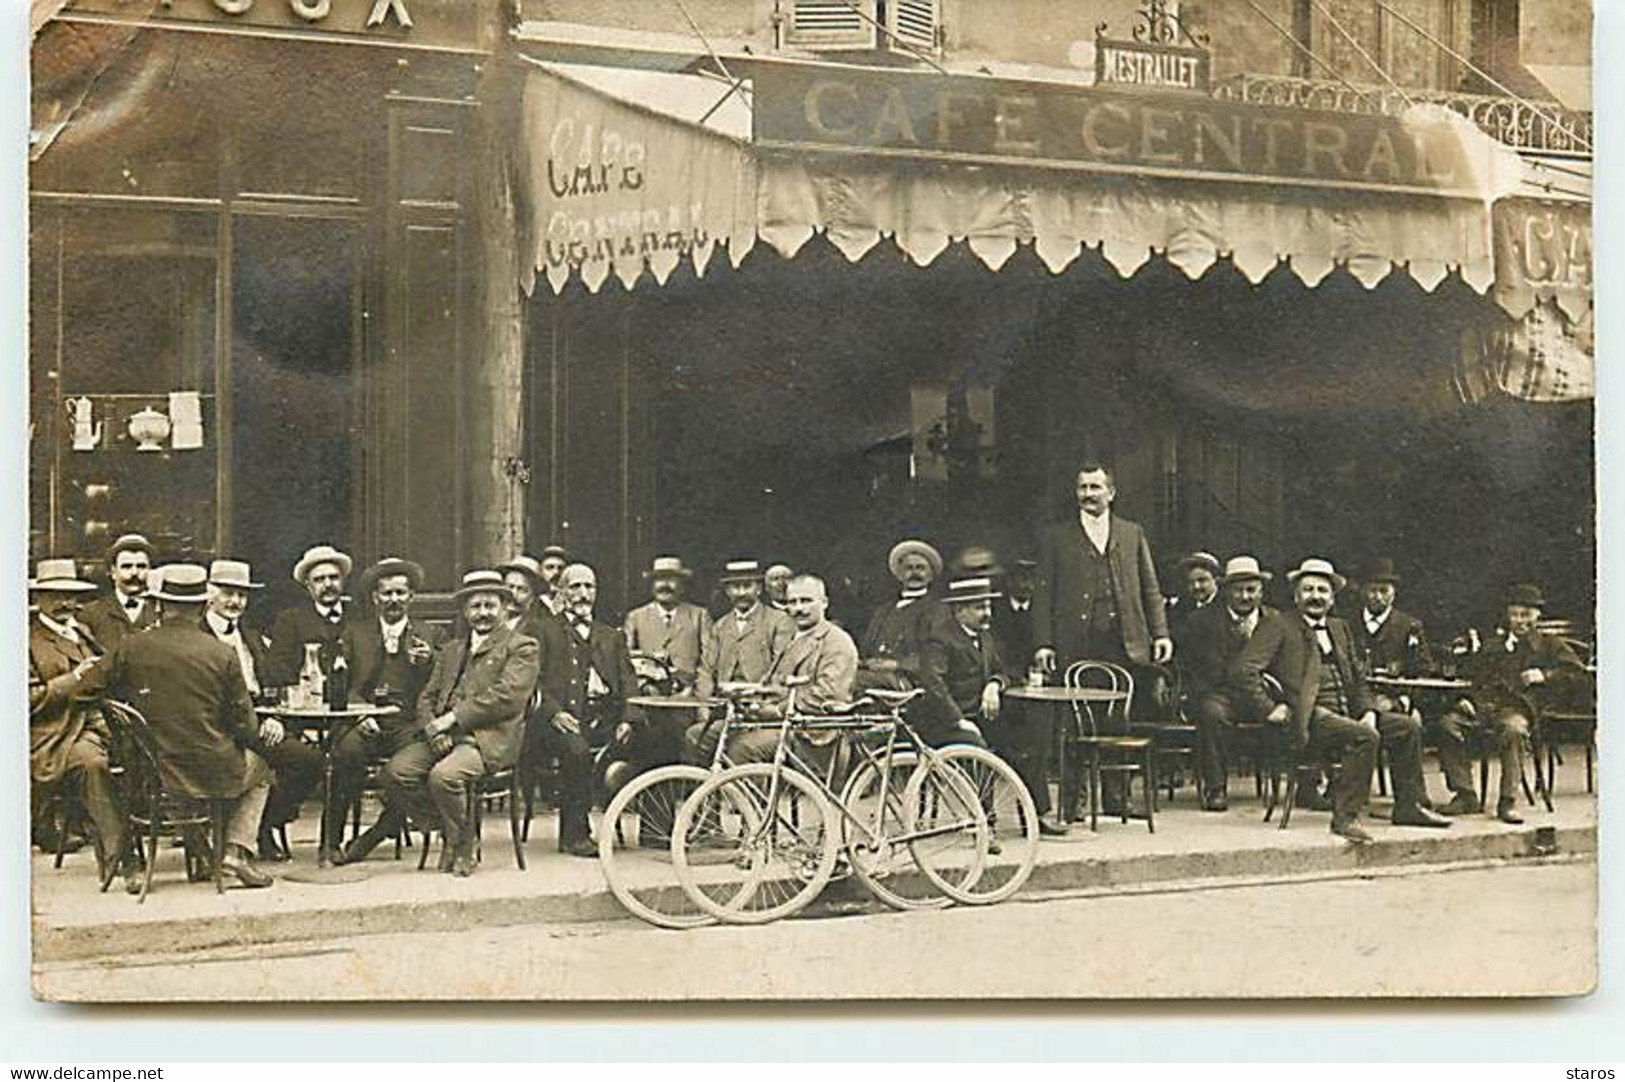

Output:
xmin=150 ymin=563 xmax=210 ymax=603
xmin=887 ymin=539 xmax=943 ymax=582
xmin=1221 ymin=555 xmax=1272 ymax=583
xmin=208 ymin=559 xmax=263 ymax=590
xmin=943 ymin=575 xmax=1002 ymax=606
xmin=360 ymin=556 xmax=424 ymax=594
xmin=292 ymin=544 xmax=353 ymax=584
xmin=106 ymin=533 xmax=155 ymax=563
xmin=1286 ymin=557 xmax=1346 ymax=592
xmin=719 ymin=559 xmax=762 ymax=584
xmin=453 ymin=569 xmax=510 ymax=603
xmin=1362 ymin=557 xmax=1402 ymax=585
xmin=497 ymin=554 xmax=545 ymax=590
xmin=28 ymin=558 xmax=97 ymax=593
xmin=1178 ymin=551 xmax=1223 ymax=576
xmin=643 ymin=555 xmax=694 ymax=580
xmin=1504 ymin=583 xmax=1546 ymax=609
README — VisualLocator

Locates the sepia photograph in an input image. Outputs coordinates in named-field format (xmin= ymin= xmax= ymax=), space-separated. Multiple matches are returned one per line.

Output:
xmin=23 ymin=0 xmax=1596 ymax=1002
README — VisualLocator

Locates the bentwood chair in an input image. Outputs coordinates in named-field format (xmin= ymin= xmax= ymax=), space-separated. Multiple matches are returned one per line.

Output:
xmin=101 ymin=699 xmax=228 ymax=902
xmin=1130 ymin=662 xmax=1199 ymax=803
xmin=1063 ymin=660 xmax=1155 ymax=833
xmin=418 ymin=719 xmax=529 ymax=872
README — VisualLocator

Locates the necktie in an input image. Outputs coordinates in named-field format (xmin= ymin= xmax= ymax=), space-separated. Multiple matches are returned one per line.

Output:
xmin=224 ymin=619 xmax=237 ymax=635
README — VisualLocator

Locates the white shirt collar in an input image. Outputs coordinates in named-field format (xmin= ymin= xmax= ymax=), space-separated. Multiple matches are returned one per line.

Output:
xmin=316 ymin=601 xmax=344 ymax=620
xmin=1364 ymin=608 xmax=1391 ymax=633
xmin=1009 ymin=597 xmax=1030 ymax=612
xmin=1228 ymin=608 xmax=1259 ymax=633
xmin=117 ymin=592 xmax=146 ymax=621
xmin=38 ymin=613 xmax=83 ymax=644
xmin=206 ymin=610 xmax=238 ymax=637
xmin=1079 ymin=510 xmax=1110 ymax=551
xmin=468 ymin=630 xmax=489 ymax=654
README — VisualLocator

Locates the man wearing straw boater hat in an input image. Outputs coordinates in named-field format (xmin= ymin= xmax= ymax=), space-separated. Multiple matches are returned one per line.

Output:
xmin=80 ymin=532 xmax=159 ymax=653
xmin=685 ymin=559 xmax=796 ymax=764
xmin=265 ymin=544 xmax=356 ymax=689
xmin=1236 ymin=557 xmax=1450 ymax=844
xmin=203 ymin=559 xmax=321 ymax=861
xmin=80 ymin=564 xmax=276 ymax=889
xmin=379 ymin=570 xmax=539 ymax=876
xmin=1166 ymin=550 xmax=1223 ymax=649
xmin=28 ymin=558 xmax=140 ymax=891
xmin=624 ymin=555 xmax=712 ymax=693
xmin=859 ymin=539 xmax=944 ymax=677
xmin=1181 ymin=555 xmax=1278 ymax=812
xmin=917 ymin=573 xmax=1006 ymax=750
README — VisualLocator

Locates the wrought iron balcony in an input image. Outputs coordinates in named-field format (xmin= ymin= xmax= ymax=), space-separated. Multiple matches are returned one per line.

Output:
xmin=1213 ymin=73 xmax=1592 ymax=157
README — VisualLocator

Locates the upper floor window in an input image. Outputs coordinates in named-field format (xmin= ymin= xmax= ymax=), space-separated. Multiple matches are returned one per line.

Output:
xmin=781 ymin=0 xmax=942 ymax=57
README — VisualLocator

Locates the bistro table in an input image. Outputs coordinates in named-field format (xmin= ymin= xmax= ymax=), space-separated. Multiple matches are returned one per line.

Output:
xmin=256 ymin=701 xmax=399 ymax=880
xmin=1005 ymin=684 xmax=1132 ymax=826
xmin=1367 ymin=675 xmax=1474 ymax=694
xmin=626 ymin=694 xmax=725 ymax=768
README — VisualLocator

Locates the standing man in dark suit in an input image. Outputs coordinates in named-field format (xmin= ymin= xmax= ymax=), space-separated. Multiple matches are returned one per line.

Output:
xmin=991 ymin=557 xmax=1039 ymax=671
xmin=381 ymin=570 xmax=538 ymax=877
xmin=533 ymin=562 xmax=645 ymax=857
xmin=1436 ymin=583 xmax=1582 ymax=824
xmin=1236 ymin=558 xmax=1450 ymax=844
xmin=28 ymin=559 xmax=138 ymax=891
xmin=79 ymin=533 xmax=159 ymax=653
xmin=1181 ymin=555 xmax=1277 ymax=812
xmin=202 ymin=559 xmax=321 ymax=861
xmin=264 ymin=544 xmax=356 ymax=689
xmin=331 ymin=557 xmax=445 ymax=862
xmin=80 ymin=564 xmax=275 ymax=888
xmin=982 ymin=556 xmax=1064 ymax=834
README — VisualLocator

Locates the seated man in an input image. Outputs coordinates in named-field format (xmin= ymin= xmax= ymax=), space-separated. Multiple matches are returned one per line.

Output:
xmin=1166 ymin=550 xmax=1222 ymax=649
xmin=684 ymin=559 xmax=796 ymax=766
xmin=533 ymin=563 xmax=645 ymax=857
xmin=624 ymin=556 xmax=711 ymax=694
xmin=80 ymin=564 xmax=275 ymax=889
xmin=916 ymin=574 xmax=1001 ymax=750
xmin=1352 ymin=557 xmax=1435 ymax=716
xmin=381 ymin=570 xmax=538 ymax=877
xmin=1436 ymin=583 xmax=1582 ymax=825
xmin=1235 ymin=558 xmax=1449 ymax=844
xmin=1182 ymin=555 xmax=1276 ymax=812
xmin=28 ymin=559 xmax=137 ymax=892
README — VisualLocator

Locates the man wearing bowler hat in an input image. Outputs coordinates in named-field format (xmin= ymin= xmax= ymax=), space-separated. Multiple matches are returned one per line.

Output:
xmin=1236 ymin=558 xmax=1449 ymax=843
xmin=686 ymin=560 xmax=796 ymax=763
xmin=1181 ymin=555 xmax=1277 ymax=811
xmin=381 ymin=570 xmax=538 ymax=876
xmin=203 ymin=559 xmax=322 ymax=860
xmin=28 ymin=559 xmax=139 ymax=891
xmin=625 ymin=556 xmax=712 ymax=693
xmin=265 ymin=544 xmax=356 ymax=690
xmin=80 ymin=533 xmax=159 ymax=653
xmin=80 ymin=564 xmax=276 ymax=889
xmin=1436 ymin=583 xmax=1582 ymax=824
xmin=330 ymin=557 xmax=444 ymax=862
xmin=1352 ymin=557 xmax=1435 ymax=682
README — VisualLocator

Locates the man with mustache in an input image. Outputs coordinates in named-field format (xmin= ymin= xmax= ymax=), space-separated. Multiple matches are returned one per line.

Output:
xmin=264 ymin=544 xmax=356 ymax=690
xmin=79 ymin=533 xmax=159 ymax=653
xmin=763 ymin=564 xmax=794 ymax=614
xmin=1236 ymin=558 xmax=1449 ymax=843
xmin=624 ymin=556 xmax=711 ymax=694
xmin=499 ymin=554 xmax=553 ymax=640
xmin=685 ymin=559 xmax=796 ymax=764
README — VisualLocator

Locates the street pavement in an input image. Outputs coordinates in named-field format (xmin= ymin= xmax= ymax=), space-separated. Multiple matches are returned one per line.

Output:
xmin=32 ymin=858 xmax=1595 ymax=1000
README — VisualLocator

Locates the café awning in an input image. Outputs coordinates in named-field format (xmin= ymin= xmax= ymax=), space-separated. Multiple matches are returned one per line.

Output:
xmin=516 ymin=59 xmax=1538 ymax=312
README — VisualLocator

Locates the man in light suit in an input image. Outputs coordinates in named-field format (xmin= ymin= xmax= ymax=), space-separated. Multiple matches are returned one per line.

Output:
xmin=381 ymin=571 xmax=539 ymax=877
xmin=624 ymin=556 xmax=712 ymax=692
xmin=685 ymin=560 xmax=796 ymax=764
xmin=79 ymin=533 xmax=159 ymax=653
xmin=1235 ymin=558 xmax=1450 ymax=844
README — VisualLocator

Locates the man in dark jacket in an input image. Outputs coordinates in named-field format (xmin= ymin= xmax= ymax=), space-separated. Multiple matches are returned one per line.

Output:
xmin=917 ymin=575 xmax=1002 ymax=750
xmin=79 ymin=533 xmax=159 ymax=653
xmin=264 ymin=544 xmax=356 ymax=689
xmin=1436 ymin=583 xmax=1582 ymax=824
xmin=1235 ymin=558 xmax=1449 ymax=844
xmin=381 ymin=570 xmax=538 ymax=876
xmin=1351 ymin=558 xmax=1435 ymax=680
xmin=81 ymin=564 xmax=274 ymax=888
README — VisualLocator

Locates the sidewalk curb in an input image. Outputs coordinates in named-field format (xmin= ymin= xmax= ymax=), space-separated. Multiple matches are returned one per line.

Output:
xmin=33 ymin=823 xmax=1595 ymax=962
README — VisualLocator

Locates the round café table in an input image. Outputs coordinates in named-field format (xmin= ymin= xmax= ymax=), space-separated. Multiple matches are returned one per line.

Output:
xmin=1366 ymin=675 xmax=1473 ymax=693
xmin=256 ymin=702 xmax=399 ymax=880
xmin=627 ymin=695 xmax=724 ymax=767
xmin=1005 ymin=685 xmax=1131 ymax=826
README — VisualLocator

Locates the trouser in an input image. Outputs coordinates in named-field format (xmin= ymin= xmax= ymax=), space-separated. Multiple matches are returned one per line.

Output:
xmin=255 ymin=735 xmax=322 ymax=832
xmin=532 ymin=721 xmax=596 ymax=847
xmin=1194 ymin=692 xmax=1242 ymax=794
xmin=34 ymin=734 xmax=127 ymax=863
xmin=328 ymin=725 xmax=406 ymax=846
xmin=1436 ymin=706 xmax=1529 ymax=803
xmin=383 ymin=741 xmax=487 ymax=846
xmin=986 ymin=699 xmax=1050 ymax=816
xmin=227 ymin=751 xmax=274 ymax=853
xmin=1302 ymin=707 xmax=1379 ymax=823
xmin=683 ymin=717 xmax=725 ymax=767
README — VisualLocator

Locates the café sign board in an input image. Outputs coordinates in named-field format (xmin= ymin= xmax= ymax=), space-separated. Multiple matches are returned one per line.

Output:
xmin=1094 ymin=0 xmax=1211 ymax=93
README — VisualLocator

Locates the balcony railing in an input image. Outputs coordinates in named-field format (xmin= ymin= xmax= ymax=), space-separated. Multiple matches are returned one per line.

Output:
xmin=1213 ymin=73 xmax=1592 ymax=157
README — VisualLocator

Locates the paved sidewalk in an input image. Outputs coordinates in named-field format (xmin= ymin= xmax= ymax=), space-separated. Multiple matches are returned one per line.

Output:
xmin=32 ymin=758 xmax=1598 ymax=962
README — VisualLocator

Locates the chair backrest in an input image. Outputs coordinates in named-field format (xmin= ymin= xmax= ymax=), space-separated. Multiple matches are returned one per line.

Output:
xmin=1064 ymin=659 xmax=1135 ymax=734
xmin=99 ymin=699 xmax=164 ymax=813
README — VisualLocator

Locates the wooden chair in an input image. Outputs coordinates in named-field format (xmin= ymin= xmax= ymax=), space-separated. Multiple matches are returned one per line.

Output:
xmin=1063 ymin=660 xmax=1155 ymax=833
xmin=418 ymin=720 xmax=529 ymax=872
xmin=1535 ymin=659 xmax=1596 ymax=803
xmin=1131 ymin=662 xmax=1200 ymax=803
xmin=101 ymin=699 xmax=228 ymax=903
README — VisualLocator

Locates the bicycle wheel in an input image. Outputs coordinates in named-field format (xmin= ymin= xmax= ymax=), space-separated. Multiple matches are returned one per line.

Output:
xmin=671 ymin=762 xmax=838 ymax=925
xmin=597 ymin=765 xmax=715 ymax=930
xmin=840 ymin=752 xmax=953 ymax=911
xmin=909 ymin=745 xmax=1039 ymax=905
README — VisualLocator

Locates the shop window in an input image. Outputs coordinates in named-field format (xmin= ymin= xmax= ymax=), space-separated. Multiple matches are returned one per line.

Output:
xmin=782 ymin=0 xmax=942 ymax=56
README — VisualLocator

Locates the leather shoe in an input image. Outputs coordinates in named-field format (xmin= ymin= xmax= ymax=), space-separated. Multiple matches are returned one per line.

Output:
xmin=220 ymin=854 xmax=274 ymax=889
xmin=119 ymin=858 xmax=144 ymax=896
xmin=1392 ymin=805 xmax=1452 ymax=828
xmin=1300 ymin=789 xmax=1334 ymax=813
xmin=1331 ymin=819 xmax=1374 ymax=845
xmin=561 ymin=837 xmax=598 ymax=858
xmin=34 ymin=831 xmax=86 ymax=855
xmin=1438 ymin=792 xmax=1482 ymax=816
xmin=334 ymin=828 xmax=388 ymax=867
xmin=1037 ymin=817 xmax=1070 ymax=837
xmin=1497 ymin=800 xmax=1524 ymax=825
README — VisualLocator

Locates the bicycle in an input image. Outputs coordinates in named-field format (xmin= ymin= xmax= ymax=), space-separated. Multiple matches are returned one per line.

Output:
xmin=668 ymin=680 xmax=1041 ymax=925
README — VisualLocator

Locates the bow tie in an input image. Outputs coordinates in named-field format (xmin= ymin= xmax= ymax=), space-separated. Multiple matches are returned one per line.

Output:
xmin=322 ymin=607 xmax=343 ymax=624
xmin=123 ymin=597 xmax=141 ymax=612
xmin=569 ymin=613 xmax=590 ymax=627
xmin=1306 ymin=620 xmax=1327 ymax=630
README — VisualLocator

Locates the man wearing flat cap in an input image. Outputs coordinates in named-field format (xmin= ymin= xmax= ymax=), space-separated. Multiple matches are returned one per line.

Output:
xmin=1181 ymin=556 xmax=1277 ymax=812
xmin=380 ymin=570 xmax=539 ymax=876
xmin=686 ymin=560 xmax=797 ymax=763
xmin=1166 ymin=551 xmax=1222 ymax=650
xmin=624 ymin=556 xmax=712 ymax=693
xmin=1236 ymin=558 xmax=1449 ymax=844
xmin=28 ymin=559 xmax=139 ymax=891
xmin=79 ymin=564 xmax=276 ymax=889
xmin=265 ymin=544 xmax=356 ymax=690
xmin=330 ymin=557 xmax=444 ymax=860
xmin=202 ymin=559 xmax=322 ymax=860
xmin=1436 ymin=583 xmax=1582 ymax=824
xmin=80 ymin=533 xmax=159 ymax=653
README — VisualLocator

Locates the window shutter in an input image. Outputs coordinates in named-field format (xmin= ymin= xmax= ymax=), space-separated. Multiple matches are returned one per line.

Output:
xmin=885 ymin=0 xmax=940 ymax=54
xmin=785 ymin=0 xmax=877 ymax=50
